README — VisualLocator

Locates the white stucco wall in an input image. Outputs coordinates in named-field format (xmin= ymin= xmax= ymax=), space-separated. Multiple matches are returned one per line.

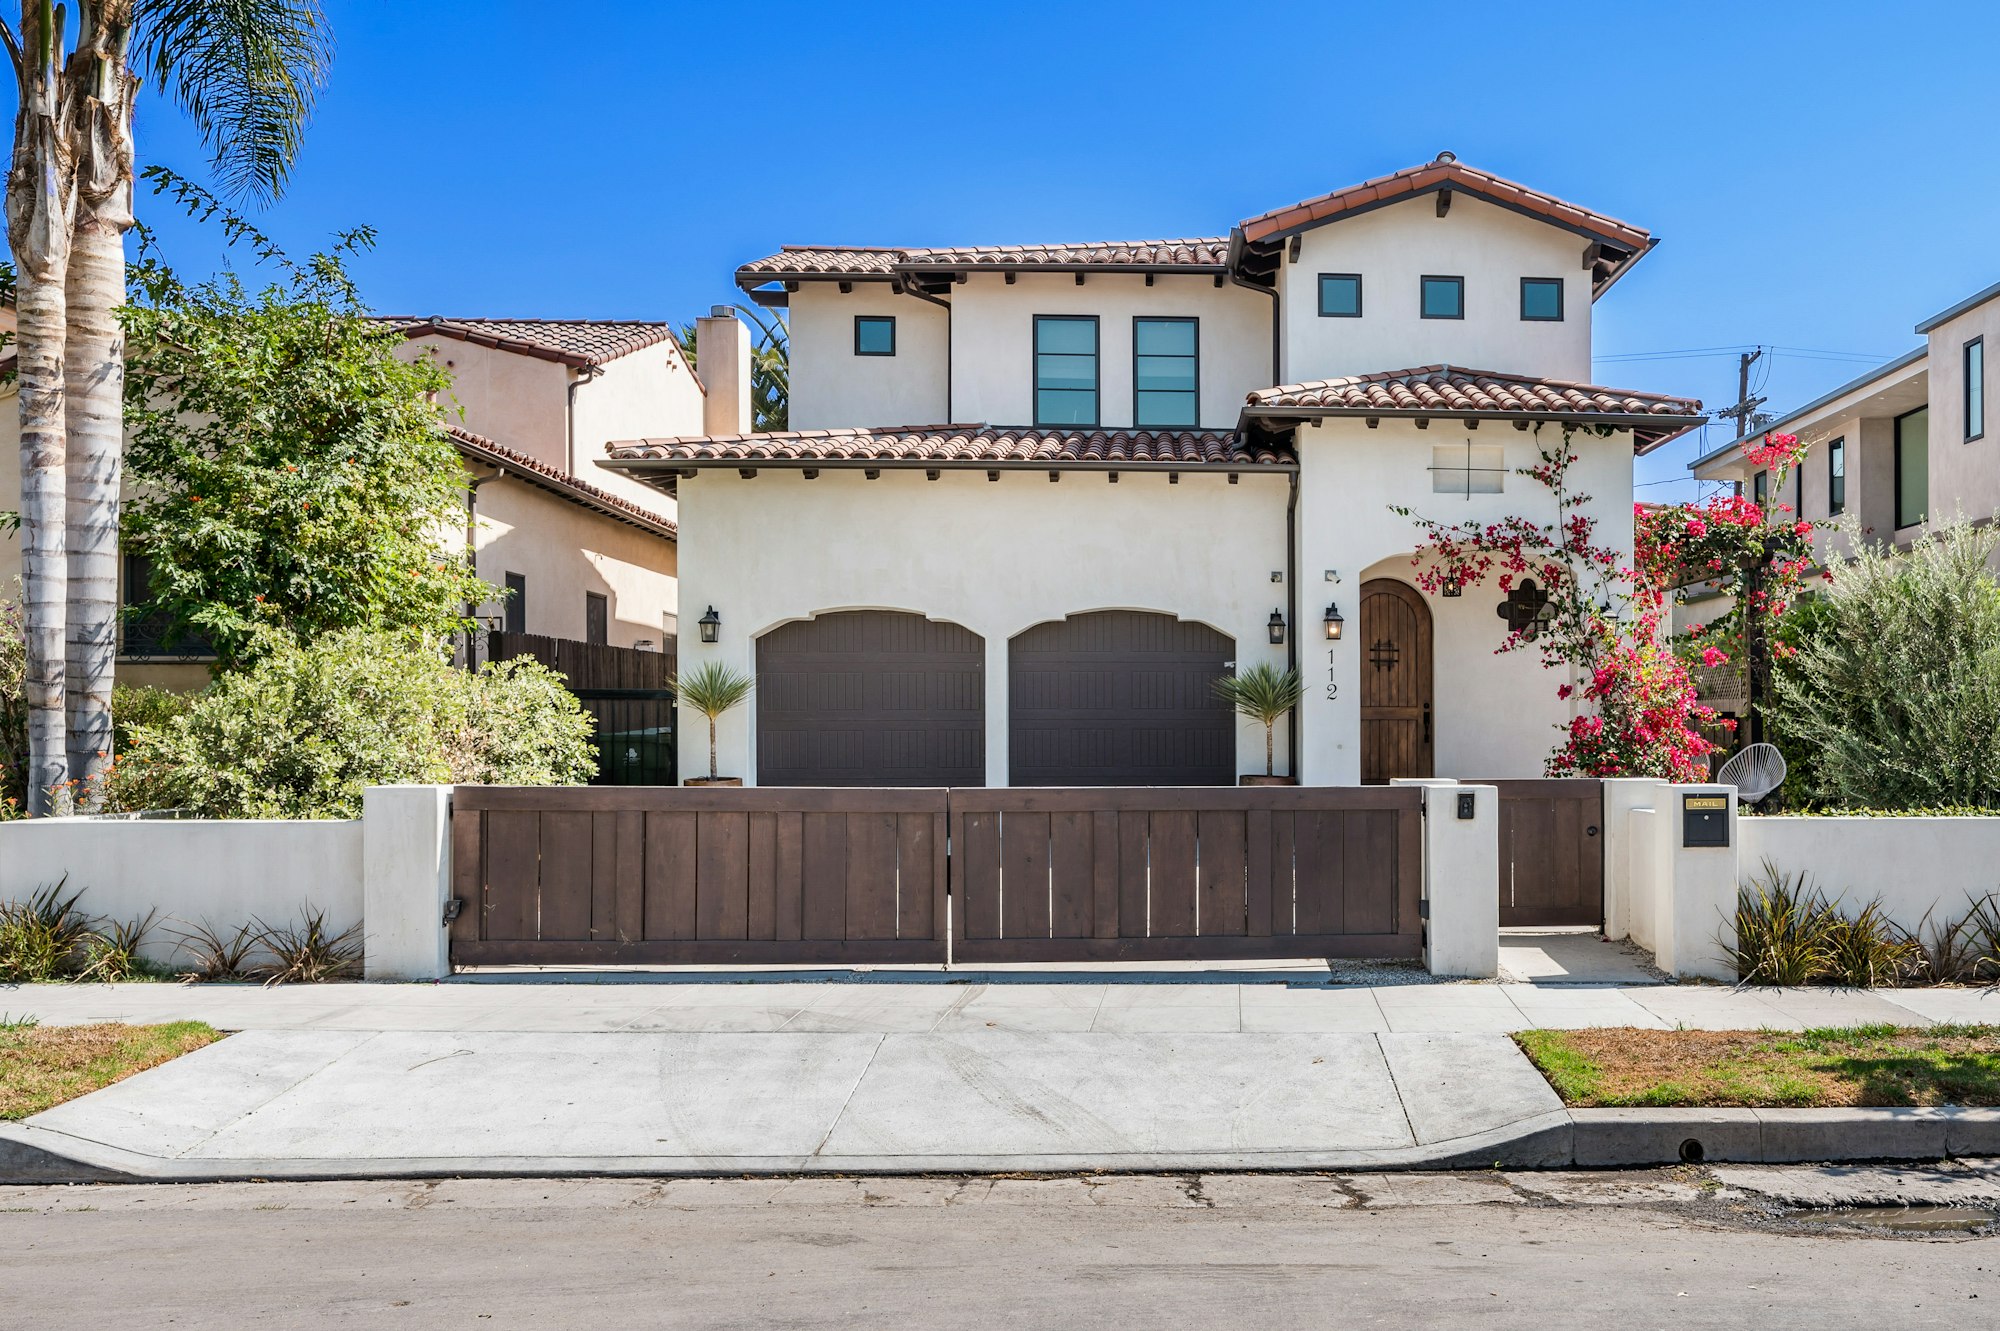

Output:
xmin=0 ymin=816 xmax=364 ymax=968
xmin=948 ymin=273 xmax=1273 ymax=430
xmin=674 ymin=466 xmax=1293 ymax=785
xmin=1295 ymin=418 xmax=1636 ymax=784
xmin=401 ymin=335 xmax=570 ymax=469
xmin=788 ymin=285 xmax=950 ymax=429
xmin=1276 ymin=193 xmax=1594 ymax=384
xmin=569 ymin=343 xmax=701 ymax=519
xmin=1741 ymin=815 xmax=2000 ymax=936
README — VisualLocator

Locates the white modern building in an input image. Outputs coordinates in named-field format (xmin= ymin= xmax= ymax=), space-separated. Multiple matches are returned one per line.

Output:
xmin=605 ymin=155 xmax=1704 ymax=788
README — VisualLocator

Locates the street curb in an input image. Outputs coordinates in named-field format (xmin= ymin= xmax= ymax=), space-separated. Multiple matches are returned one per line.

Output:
xmin=3 ymin=1108 xmax=1987 ymax=1184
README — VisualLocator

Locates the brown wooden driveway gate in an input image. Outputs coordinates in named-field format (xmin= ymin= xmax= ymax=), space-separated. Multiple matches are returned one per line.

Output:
xmin=449 ymin=786 xmax=949 ymax=965
xmin=1481 ymin=778 xmax=1605 ymax=928
xmin=948 ymin=787 xmax=1423 ymax=963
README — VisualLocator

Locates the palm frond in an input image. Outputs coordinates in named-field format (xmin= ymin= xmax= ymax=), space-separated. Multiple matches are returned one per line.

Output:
xmin=133 ymin=0 xmax=333 ymax=205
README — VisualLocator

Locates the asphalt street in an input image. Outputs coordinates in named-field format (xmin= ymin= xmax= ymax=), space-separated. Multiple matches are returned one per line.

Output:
xmin=3 ymin=1170 xmax=1995 ymax=1329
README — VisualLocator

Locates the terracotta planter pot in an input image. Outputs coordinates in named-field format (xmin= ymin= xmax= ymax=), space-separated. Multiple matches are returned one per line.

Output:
xmin=684 ymin=776 xmax=743 ymax=787
xmin=1238 ymin=774 xmax=1297 ymax=787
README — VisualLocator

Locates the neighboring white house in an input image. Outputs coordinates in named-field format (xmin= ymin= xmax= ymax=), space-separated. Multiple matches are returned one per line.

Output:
xmin=605 ymin=155 xmax=1703 ymax=788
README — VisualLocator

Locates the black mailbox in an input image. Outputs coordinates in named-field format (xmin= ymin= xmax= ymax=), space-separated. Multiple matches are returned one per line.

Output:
xmin=1682 ymin=793 xmax=1731 ymax=848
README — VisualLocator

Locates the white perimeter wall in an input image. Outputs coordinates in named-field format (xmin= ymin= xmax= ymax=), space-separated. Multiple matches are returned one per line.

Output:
xmin=1277 ymin=194 xmax=1594 ymax=385
xmin=1295 ymin=419 xmax=1636 ymax=783
xmin=1741 ymin=816 xmax=2000 ymax=933
xmin=674 ymin=466 xmax=1293 ymax=786
xmin=0 ymin=817 xmax=363 ymax=967
xmin=788 ymin=285 xmax=950 ymax=430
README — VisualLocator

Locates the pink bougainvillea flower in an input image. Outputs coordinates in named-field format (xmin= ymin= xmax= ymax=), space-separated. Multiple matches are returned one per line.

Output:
xmin=1700 ymin=646 xmax=1728 ymax=668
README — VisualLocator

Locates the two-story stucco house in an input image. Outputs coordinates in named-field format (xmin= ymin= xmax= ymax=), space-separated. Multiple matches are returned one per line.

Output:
xmin=604 ymin=155 xmax=1703 ymax=788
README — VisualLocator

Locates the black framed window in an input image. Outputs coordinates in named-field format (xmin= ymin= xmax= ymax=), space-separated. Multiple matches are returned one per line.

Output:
xmin=1034 ymin=315 xmax=1098 ymax=426
xmin=1752 ymin=470 xmax=1769 ymax=505
xmin=1420 ymin=275 xmax=1464 ymax=320
xmin=1895 ymin=405 xmax=1929 ymax=529
xmin=1828 ymin=437 xmax=1845 ymax=516
xmin=504 ymin=571 xmax=527 ymax=635
xmin=1133 ymin=317 xmax=1197 ymax=427
xmin=1318 ymin=273 xmax=1362 ymax=318
xmin=1966 ymin=337 xmax=1985 ymax=441
xmin=854 ymin=315 xmax=896 ymax=357
xmin=1520 ymin=277 xmax=1563 ymax=322
xmin=585 ymin=591 xmax=608 ymax=645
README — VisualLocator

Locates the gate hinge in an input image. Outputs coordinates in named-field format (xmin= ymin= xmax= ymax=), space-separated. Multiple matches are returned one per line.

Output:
xmin=1417 ymin=899 xmax=1430 ymax=921
xmin=442 ymin=896 xmax=465 ymax=925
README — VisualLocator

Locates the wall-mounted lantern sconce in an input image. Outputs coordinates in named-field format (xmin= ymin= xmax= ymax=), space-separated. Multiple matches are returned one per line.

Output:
xmin=1267 ymin=610 xmax=1287 ymax=645
xmin=697 ymin=605 xmax=721 ymax=644
xmin=1497 ymin=579 xmax=1551 ymax=640
xmin=1441 ymin=580 xmax=1462 ymax=598
xmin=1324 ymin=603 xmax=1345 ymax=640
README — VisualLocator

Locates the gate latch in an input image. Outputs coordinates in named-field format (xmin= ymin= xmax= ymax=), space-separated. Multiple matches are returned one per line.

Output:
xmin=442 ymin=896 xmax=465 ymax=925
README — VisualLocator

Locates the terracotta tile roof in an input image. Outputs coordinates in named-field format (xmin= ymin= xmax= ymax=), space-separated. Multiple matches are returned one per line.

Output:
xmin=605 ymin=424 xmax=1290 ymax=469
xmin=450 ymin=426 xmax=677 ymax=539
xmin=737 ymin=239 xmax=1227 ymax=284
xmin=387 ymin=317 xmax=682 ymax=368
xmin=1244 ymin=366 xmax=1703 ymax=450
xmin=1236 ymin=157 xmax=1651 ymax=252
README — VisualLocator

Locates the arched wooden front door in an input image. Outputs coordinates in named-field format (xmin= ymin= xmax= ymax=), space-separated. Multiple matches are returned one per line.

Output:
xmin=1359 ymin=579 xmax=1433 ymax=783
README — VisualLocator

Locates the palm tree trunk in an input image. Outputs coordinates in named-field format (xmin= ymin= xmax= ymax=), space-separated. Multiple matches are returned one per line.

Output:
xmin=1265 ymin=722 xmax=1275 ymax=777
xmin=62 ymin=27 xmax=137 ymax=800
xmin=6 ymin=9 xmax=81 ymax=814
xmin=708 ymin=714 xmax=718 ymax=780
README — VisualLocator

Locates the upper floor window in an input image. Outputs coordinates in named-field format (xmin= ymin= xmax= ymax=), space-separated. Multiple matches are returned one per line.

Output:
xmin=1966 ymin=337 xmax=1985 ymax=441
xmin=1430 ymin=442 xmax=1506 ymax=497
xmin=1318 ymin=273 xmax=1362 ymax=318
xmin=585 ymin=591 xmax=609 ymax=645
xmin=1034 ymin=315 xmax=1098 ymax=427
xmin=1420 ymin=275 xmax=1464 ymax=320
xmin=504 ymin=571 xmax=527 ymax=636
xmin=1752 ymin=470 xmax=1769 ymax=506
xmin=854 ymin=315 xmax=896 ymax=357
xmin=1828 ymin=437 xmax=1845 ymax=516
xmin=1520 ymin=278 xmax=1563 ymax=322
xmin=1896 ymin=405 xmax=1929 ymax=529
xmin=1133 ymin=318 xmax=1197 ymax=427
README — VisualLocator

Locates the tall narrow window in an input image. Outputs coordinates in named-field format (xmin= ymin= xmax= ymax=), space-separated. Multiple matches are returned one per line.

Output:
xmin=1828 ymin=437 xmax=1845 ymax=516
xmin=854 ymin=315 xmax=896 ymax=356
xmin=1519 ymin=277 xmax=1563 ymax=321
xmin=1896 ymin=405 xmax=1929 ymax=529
xmin=504 ymin=571 xmax=527 ymax=635
xmin=1420 ymin=275 xmax=1464 ymax=319
xmin=1966 ymin=337 xmax=1985 ymax=441
xmin=585 ymin=591 xmax=609 ymax=645
xmin=1752 ymin=470 xmax=1769 ymax=505
xmin=1133 ymin=317 xmax=1197 ymax=427
xmin=1318 ymin=273 xmax=1362 ymax=317
xmin=1034 ymin=315 xmax=1098 ymax=426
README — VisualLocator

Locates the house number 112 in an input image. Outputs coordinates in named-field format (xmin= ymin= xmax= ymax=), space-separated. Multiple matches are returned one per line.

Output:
xmin=1325 ymin=648 xmax=1339 ymax=701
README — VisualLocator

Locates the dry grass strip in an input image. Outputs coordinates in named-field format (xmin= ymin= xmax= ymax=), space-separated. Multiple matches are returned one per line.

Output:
xmin=1514 ymin=1024 xmax=2000 ymax=1109
xmin=0 ymin=1021 xmax=221 ymax=1120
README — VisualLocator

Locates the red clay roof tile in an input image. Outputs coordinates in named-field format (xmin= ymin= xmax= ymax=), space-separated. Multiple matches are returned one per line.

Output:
xmin=606 ymin=424 xmax=1289 ymax=469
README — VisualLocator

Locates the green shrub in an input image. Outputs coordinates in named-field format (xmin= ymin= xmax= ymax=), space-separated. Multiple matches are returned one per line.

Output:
xmin=110 ymin=684 xmax=197 ymax=754
xmin=1769 ymin=518 xmax=2000 ymax=810
xmin=107 ymin=628 xmax=595 ymax=818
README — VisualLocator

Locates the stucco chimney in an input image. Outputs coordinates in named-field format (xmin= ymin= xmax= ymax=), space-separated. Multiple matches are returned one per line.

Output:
xmin=697 ymin=305 xmax=753 ymax=437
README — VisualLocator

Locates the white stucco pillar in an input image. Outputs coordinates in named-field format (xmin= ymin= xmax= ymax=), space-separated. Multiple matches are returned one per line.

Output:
xmin=1655 ymin=783 xmax=1739 ymax=982
xmin=1397 ymin=779 xmax=1500 ymax=977
xmin=362 ymin=785 xmax=453 ymax=981
xmin=983 ymin=633 xmax=1009 ymax=787
xmin=1600 ymin=778 xmax=1668 ymax=941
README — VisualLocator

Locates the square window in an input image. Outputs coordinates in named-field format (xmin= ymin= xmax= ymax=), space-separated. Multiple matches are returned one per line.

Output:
xmin=1429 ymin=442 xmax=1506 ymax=497
xmin=1421 ymin=275 xmax=1464 ymax=320
xmin=1520 ymin=278 xmax=1563 ymax=322
xmin=854 ymin=315 xmax=896 ymax=356
xmin=1318 ymin=273 xmax=1362 ymax=318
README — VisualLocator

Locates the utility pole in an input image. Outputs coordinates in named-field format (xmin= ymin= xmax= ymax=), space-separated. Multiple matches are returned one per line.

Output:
xmin=1724 ymin=347 xmax=1767 ymax=442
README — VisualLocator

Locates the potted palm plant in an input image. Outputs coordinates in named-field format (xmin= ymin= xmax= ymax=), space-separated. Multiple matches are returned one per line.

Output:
xmin=1212 ymin=663 xmax=1304 ymax=786
xmin=676 ymin=661 xmax=754 ymax=786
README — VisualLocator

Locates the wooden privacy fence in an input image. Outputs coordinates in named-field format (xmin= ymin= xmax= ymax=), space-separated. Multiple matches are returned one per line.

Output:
xmin=448 ymin=785 xmax=1424 ymax=967
xmin=450 ymin=787 xmax=948 ymax=965
xmin=949 ymin=787 xmax=1423 ymax=963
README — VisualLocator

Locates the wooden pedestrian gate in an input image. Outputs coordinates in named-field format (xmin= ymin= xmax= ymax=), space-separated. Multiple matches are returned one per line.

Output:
xmin=1483 ymin=779 xmax=1605 ymax=928
xmin=448 ymin=785 xmax=1424 ymax=967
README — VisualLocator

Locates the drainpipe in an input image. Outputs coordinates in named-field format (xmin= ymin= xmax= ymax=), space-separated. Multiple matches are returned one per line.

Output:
xmin=895 ymin=278 xmax=953 ymax=419
xmin=1286 ymin=463 xmax=1300 ymax=780
xmin=566 ymin=363 xmax=602 ymax=476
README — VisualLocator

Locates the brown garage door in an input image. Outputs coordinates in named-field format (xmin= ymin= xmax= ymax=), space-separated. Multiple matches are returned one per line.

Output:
xmin=756 ymin=611 xmax=984 ymax=786
xmin=1010 ymin=611 xmax=1235 ymax=786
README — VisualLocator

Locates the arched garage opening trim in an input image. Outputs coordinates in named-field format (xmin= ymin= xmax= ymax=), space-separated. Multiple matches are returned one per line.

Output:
xmin=1008 ymin=610 xmax=1236 ymax=787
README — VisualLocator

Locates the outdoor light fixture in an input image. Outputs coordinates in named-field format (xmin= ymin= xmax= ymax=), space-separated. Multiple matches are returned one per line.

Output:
xmin=1441 ymin=581 xmax=1462 ymax=598
xmin=1268 ymin=610 xmax=1287 ymax=645
xmin=698 ymin=605 xmax=721 ymax=644
xmin=1324 ymin=603 xmax=1345 ymax=640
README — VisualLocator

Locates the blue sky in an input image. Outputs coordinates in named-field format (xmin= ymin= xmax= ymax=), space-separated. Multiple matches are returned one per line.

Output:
xmin=118 ymin=1 xmax=2000 ymax=498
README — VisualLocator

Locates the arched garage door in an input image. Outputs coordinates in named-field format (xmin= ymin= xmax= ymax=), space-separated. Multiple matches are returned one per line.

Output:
xmin=1010 ymin=611 xmax=1235 ymax=786
xmin=756 ymin=611 xmax=984 ymax=786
